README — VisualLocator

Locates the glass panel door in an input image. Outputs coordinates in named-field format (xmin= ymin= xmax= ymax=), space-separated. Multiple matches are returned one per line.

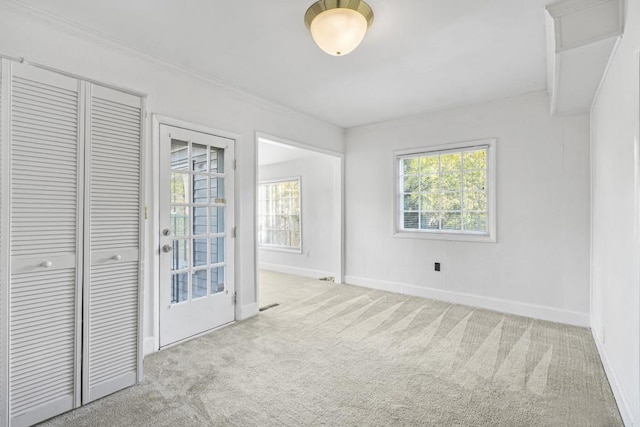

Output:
xmin=159 ymin=125 xmax=235 ymax=347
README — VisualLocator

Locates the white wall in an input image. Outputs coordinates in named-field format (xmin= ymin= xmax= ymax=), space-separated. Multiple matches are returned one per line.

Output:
xmin=0 ymin=5 xmax=344 ymax=354
xmin=345 ymin=91 xmax=591 ymax=326
xmin=590 ymin=0 xmax=640 ymax=424
xmin=259 ymin=155 xmax=339 ymax=279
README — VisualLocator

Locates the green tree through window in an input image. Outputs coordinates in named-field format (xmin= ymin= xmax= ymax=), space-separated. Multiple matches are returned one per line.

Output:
xmin=400 ymin=147 xmax=488 ymax=233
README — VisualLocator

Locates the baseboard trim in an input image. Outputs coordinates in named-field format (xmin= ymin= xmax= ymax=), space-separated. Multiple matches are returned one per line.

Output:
xmin=237 ymin=302 xmax=259 ymax=321
xmin=344 ymin=275 xmax=590 ymax=327
xmin=591 ymin=320 xmax=634 ymax=426
xmin=260 ymin=263 xmax=333 ymax=280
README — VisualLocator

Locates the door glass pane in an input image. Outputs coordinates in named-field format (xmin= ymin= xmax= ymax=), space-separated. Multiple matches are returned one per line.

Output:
xmin=211 ymin=177 xmax=225 ymax=201
xmin=211 ymin=267 xmax=224 ymax=294
xmin=192 ymin=207 xmax=208 ymax=235
xmin=193 ymin=238 xmax=207 ymax=267
xmin=192 ymin=270 xmax=207 ymax=299
xmin=171 ymin=273 xmax=188 ymax=304
xmin=193 ymin=175 xmax=208 ymax=204
xmin=171 ymin=206 xmax=189 ymax=236
xmin=171 ymin=173 xmax=189 ymax=204
xmin=211 ymin=237 xmax=224 ymax=264
xmin=171 ymin=239 xmax=189 ymax=271
xmin=171 ymin=139 xmax=189 ymax=171
xmin=192 ymin=143 xmax=208 ymax=172
xmin=210 ymin=146 xmax=224 ymax=173
xmin=210 ymin=207 xmax=224 ymax=234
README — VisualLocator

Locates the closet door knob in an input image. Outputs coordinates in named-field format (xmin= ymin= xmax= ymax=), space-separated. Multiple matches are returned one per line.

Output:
xmin=112 ymin=255 xmax=122 ymax=261
xmin=42 ymin=261 xmax=53 ymax=268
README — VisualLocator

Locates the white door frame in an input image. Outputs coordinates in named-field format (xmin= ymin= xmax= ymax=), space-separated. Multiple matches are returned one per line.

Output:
xmin=151 ymin=115 xmax=241 ymax=353
xmin=254 ymin=131 xmax=345 ymax=307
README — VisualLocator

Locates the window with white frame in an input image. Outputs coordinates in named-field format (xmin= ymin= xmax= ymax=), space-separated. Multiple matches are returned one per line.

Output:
xmin=258 ymin=178 xmax=302 ymax=251
xmin=396 ymin=139 xmax=496 ymax=241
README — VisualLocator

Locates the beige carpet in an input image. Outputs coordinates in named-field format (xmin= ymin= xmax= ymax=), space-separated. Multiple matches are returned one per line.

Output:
xmin=41 ymin=271 xmax=622 ymax=426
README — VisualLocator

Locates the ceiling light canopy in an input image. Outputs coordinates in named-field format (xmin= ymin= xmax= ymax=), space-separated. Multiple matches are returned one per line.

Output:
xmin=304 ymin=0 xmax=374 ymax=56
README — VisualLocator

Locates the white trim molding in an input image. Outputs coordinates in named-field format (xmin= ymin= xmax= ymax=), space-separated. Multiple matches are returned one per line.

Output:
xmin=237 ymin=303 xmax=259 ymax=321
xmin=591 ymin=323 xmax=634 ymax=426
xmin=260 ymin=263 xmax=334 ymax=282
xmin=344 ymin=275 xmax=590 ymax=327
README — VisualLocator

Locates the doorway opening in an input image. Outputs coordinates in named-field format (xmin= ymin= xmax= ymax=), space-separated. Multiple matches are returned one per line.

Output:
xmin=256 ymin=134 xmax=343 ymax=309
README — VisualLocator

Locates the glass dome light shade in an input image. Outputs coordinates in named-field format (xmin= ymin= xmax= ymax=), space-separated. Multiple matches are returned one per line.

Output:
xmin=304 ymin=0 xmax=374 ymax=56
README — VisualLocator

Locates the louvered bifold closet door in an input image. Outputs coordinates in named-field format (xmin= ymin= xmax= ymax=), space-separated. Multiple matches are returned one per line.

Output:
xmin=0 ymin=59 xmax=8 ymax=427
xmin=9 ymin=63 xmax=82 ymax=427
xmin=83 ymin=84 xmax=142 ymax=403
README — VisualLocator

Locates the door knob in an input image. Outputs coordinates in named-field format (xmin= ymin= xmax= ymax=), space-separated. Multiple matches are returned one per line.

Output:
xmin=162 ymin=244 xmax=173 ymax=253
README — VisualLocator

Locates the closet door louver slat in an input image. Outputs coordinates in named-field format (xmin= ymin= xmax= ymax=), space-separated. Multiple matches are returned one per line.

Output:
xmin=1 ymin=58 xmax=7 ymax=427
xmin=84 ymin=85 xmax=141 ymax=403
xmin=8 ymin=64 xmax=81 ymax=427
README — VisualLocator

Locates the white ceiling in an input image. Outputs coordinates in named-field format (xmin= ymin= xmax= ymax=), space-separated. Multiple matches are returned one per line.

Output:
xmin=10 ymin=0 xmax=551 ymax=128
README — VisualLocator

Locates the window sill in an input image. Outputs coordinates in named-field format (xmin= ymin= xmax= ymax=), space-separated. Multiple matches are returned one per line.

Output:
xmin=393 ymin=230 xmax=496 ymax=243
xmin=258 ymin=245 xmax=303 ymax=254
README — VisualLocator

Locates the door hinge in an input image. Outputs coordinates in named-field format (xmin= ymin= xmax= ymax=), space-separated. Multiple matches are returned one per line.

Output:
xmin=233 ymin=292 xmax=237 ymax=305
xmin=233 ymin=159 xmax=237 ymax=170
xmin=231 ymin=226 xmax=237 ymax=238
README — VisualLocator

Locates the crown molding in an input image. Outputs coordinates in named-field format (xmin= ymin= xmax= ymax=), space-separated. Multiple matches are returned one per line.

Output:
xmin=1 ymin=0 xmax=342 ymax=130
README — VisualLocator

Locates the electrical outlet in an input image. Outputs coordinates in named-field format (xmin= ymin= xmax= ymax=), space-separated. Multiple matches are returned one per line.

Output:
xmin=305 ymin=250 xmax=310 ymax=258
xmin=434 ymin=262 xmax=441 ymax=272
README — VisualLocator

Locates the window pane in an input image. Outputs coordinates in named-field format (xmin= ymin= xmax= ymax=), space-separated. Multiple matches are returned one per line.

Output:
xmin=170 ymin=206 xmax=189 ymax=237
xmin=404 ymin=194 xmax=419 ymax=211
xmin=211 ymin=266 xmax=225 ymax=294
xmin=403 ymin=158 xmax=419 ymax=175
xmin=211 ymin=177 xmax=225 ymax=201
xmin=464 ymin=191 xmax=486 ymax=212
xmin=171 ymin=239 xmax=189 ymax=271
xmin=192 ymin=270 xmax=207 ymax=299
xmin=170 ymin=139 xmax=189 ymax=171
xmin=193 ymin=174 xmax=208 ymax=204
xmin=464 ymin=212 xmax=487 ymax=232
xmin=398 ymin=145 xmax=491 ymax=237
xmin=210 ymin=146 xmax=225 ymax=173
xmin=420 ymin=193 xmax=439 ymax=211
xmin=193 ymin=207 xmax=208 ymax=235
xmin=258 ymin=179 xmax=301 ymax=249
xmin=464 ymin=170 xmax=486 ymax=190
xmin=211 ymin=237 xmax=224 ymax=264
xmin=420 ymin=156 xmax=439 ymax=174
xmin=403 ymin=175 xmax=419 ymax=193
xmin=403 ymin=212 xmax=419 ymax=229
xmin=441 ymin=192 xmax=462 ymax=210
xmin=193 ymin=238 xmax=207 ymax=267
xmin=442 ymin=212 xmax=462 ymax=230
xmin=441 ymin=172 xmax=462 ymax=191
xmin=192 ymin=143 xmax=208 ymax=172
xmin=420 ymin=212 xmax=440 ymax=230
xmin=171 ymin=173 xmax=189 ymax=204
xmin=420 ymin=174 xmax=439 ymax=193
xmin=440 ymin=152 xmax=462 ymax=172
xmin=171 ymin=273 xmax=188 ymax=304
xmin=464 ymin=149 xmax=486 ymax=170
xmin=210 ymin=207 xmax=224 ymax=234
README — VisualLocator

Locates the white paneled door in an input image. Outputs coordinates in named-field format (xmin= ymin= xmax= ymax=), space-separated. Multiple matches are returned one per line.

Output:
xmin=159 ymin=125 xmax=235 ymax=347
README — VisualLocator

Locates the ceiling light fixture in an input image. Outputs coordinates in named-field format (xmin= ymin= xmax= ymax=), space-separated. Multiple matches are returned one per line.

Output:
xmin=304 ymin=0 xmax=374 ymax=56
